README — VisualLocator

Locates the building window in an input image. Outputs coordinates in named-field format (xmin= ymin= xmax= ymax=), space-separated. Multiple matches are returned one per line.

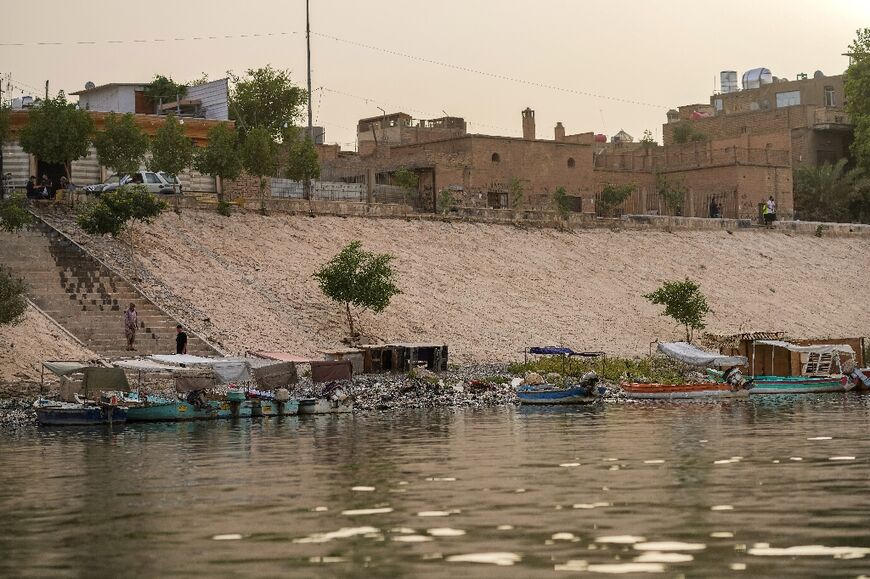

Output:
xmin=775 ymin=90 xmax=801 ymax=108
xmin=567 ymin=157 xmax=575 ymax=168
xmin=714 ymin=98 xmax=723 ymax=112
xmin=491 ymin=153 xmax=500 ymax=163
xmin=824 ymin=86 xmax=835 ymax=107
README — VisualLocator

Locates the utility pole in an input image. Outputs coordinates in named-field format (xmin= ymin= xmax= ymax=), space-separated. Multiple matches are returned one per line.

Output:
xmin=304 ymin=0 xmax=313 ymax=201
xmin=0 ymin=75 xmax=5 ymax=199
xmin=45 ymin=80 xmax=49 ymax=100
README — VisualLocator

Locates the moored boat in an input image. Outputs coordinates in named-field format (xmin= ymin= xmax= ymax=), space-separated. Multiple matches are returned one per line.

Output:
xmin=516 ymin=383 xmax=598 ymax=404
xmin=34 ymin=362 xmax=129 ymax=426
xmin=621 ymin=382 xmax=750 ymax=400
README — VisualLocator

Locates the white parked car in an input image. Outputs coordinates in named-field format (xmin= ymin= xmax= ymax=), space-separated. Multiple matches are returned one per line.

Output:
xmin=97 ymin=171 xmax=179 ymax=195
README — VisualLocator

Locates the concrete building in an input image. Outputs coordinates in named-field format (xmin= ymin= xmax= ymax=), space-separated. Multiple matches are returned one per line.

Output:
xmin=70 ymin=78 xmax=230 ymax=120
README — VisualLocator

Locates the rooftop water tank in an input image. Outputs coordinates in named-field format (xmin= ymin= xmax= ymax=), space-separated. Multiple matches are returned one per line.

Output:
xmin=742 ymin=68 xmax=773 ymax=90
xmin=720 ymin=71 xmax=738 ymax=94
xmin=594 ymin=133 xmax=607 ymax=143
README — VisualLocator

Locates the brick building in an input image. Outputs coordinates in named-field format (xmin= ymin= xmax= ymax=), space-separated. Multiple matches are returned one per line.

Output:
xmin=320 ymin=104 xmax=792 ymax=220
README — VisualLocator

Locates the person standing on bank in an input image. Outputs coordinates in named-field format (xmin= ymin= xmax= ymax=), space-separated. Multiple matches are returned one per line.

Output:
xmin=765 ymin=196 xmax=777 ymax=227
xmin=124 ymin=303 xmax=138 ymax=351
xmin=175 ymin=325 xmax=188 ymax=355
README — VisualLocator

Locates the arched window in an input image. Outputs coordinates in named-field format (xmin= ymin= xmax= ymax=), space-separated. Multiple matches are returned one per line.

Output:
xmin=491 ymin=153 xmax=500 ymax=163
xmin=567 ymin=157 xmax=576 ymax=168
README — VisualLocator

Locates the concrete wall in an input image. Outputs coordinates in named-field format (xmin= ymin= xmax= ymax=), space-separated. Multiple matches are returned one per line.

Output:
xmin=77 ymin=85 xmax=141 ymax=114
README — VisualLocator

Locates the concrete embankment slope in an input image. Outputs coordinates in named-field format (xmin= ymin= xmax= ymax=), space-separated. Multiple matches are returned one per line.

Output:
xmin=42 ymin=209 xmax=870 ymax=363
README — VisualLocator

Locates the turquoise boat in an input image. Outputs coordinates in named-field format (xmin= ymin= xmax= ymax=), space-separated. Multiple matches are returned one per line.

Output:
xmin=124 ymin=393 xmax=253 ymax=422
xmin=747 ymin=375 xmax=852 ymax=394
xmin=250 ymin=397 xmax=300 ymax=417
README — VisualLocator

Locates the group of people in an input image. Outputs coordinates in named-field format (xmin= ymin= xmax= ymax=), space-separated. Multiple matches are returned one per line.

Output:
xmin=124 ymin=303 xmax=188 ymax=355
xmin=25 ymin=174 xmax=74 ymax=199
xmin=707 ymin=195 xmax=777 ymax=227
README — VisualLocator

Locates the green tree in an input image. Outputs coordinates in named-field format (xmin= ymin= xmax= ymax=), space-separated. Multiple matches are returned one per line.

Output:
xmin=282 ymin=127 xmax=321 ymax=183
xmin=509 ymin=177 xmax=524 ymax=208
xmin=656 ymin=173 xmax=686 ymax=216
xmin=77 ymin=185 xmax=167 ymax=279
xmin=144 ymin=74 xmax=187 ymax=108
xmin=241 ymin=126 xmax=278 ymax=213
xmin=0 ymin=103 xmax=10 ymax=198
xmin=672 ymin=122 xmax=707 ymax=145
xmin=229 ymin=65 xmax=307 ymax=139
xmin=640 ymin=129 xmax=658 ymax=147
xmin=794 ymin=159 xmax=869 ymax=223
xmin=0 ymin=267 xmax=27 ymax=328
xmin=94 ymin=113 xmax=149 ymax=177
xmin=194 ymin=123 xmax=242 ymax=205
xmin=0 ymin=193 xmax=31 ymax=232
xmin=597 ymin=183 xmax=635 ymax=217
xmin=313 ymin=240 xmax=402 ymax=339
xmin=392 ymin=167 xmax=418 ymax=204
xmin=148 ymin=114 xmax=193 ymax=177
xmin=644 ymin=278 xmax=711 ymax=342
xmin=846 ymin=28 xmax=870 ymax=171
xmin=552 ymin=186 xmax=571 ymax=219
xmin=437 ymin=189 xmax=455 ymax=214
xmin=18 ymin=92 xmax=94 ymax=179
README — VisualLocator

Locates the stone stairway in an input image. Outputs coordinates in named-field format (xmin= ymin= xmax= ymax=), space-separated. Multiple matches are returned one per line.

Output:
xmin=0 ymin=217 xmax=220 ymax=359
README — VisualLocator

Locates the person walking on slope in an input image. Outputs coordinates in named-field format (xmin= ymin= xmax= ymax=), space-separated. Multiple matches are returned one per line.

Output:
xmin=764 ymin=196 xmax=777 ymax=228
xmin=124 ymin=303 xmax=138 ymax=351
xmin=175 ymin=325 xmax=188 ymax=355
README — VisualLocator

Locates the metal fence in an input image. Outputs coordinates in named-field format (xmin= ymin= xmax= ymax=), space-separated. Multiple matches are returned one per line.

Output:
xmin=271 ymin=179 xmax=365 ymax=201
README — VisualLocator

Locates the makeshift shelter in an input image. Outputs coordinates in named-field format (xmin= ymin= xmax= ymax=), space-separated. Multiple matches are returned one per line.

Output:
xmin=706 ymin=333 xmax=865 ymax=376
xmin=359 ymin=343 xmax=448 ymax=373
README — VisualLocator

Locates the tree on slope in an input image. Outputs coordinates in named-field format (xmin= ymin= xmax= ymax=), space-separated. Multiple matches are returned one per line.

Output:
xmin=194 ymin=123 xmax=242 ymax=211
xmin=18 ymin=93 xmax=94 ymax=180
xmin=229 ymin=65 xmax=307 ymax=140
xmin=0 ymin=193 xmax=31 ymax=232
xmin=314 ymin=240 xmax=402 ymax=339
xmin=77 ymin=186 xmax=167 ymax=280
xmin=644 ymin=278 xmax=710 ymax=343
xmin=241 ymin=126 xmax=278 ymax=214
xmin=0 ymin=267 xmax=27 ymax=328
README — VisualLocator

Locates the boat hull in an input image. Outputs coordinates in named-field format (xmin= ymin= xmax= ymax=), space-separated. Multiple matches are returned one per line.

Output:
xmin=621 ymin=383 xmax=750 ymax=400
xmin=251 ymin=399 xmax=300 ymax=417
xmin=36 ymin=404 xmax=127 ymax=426
xmin=517 ymin=385 xmax=597 ymax=405
xmin=748 ymin=375 xmax=853 ymax=394
xmin=125 ymin=398 xmax=253 ymax=421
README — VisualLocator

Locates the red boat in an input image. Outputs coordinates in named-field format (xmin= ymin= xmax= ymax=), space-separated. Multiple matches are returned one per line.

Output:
xmin=621 ymin=382 xmax=750 ymax=400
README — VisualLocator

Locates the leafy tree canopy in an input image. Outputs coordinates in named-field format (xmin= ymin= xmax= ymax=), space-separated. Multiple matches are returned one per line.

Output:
xmin=794 ymin=159 xmax=870 ymax=223
xmin=77 ymin=185 xmax=167 ymax=238
xmin=194 ymin=123 xmax=242 ymax=182
xmin=282 ymin=127 xmax=321 ymax=182
xmin=656 ymin=173 xmax=686 ymax=214
xmin=0 ymin=267 xmax=27 ymax=328
xmin=553 ymin=186 xmax=571 ymax=219
xmin=644 ymin=278 xmax=711 ymax=342
xmin=846 ymin=28 xmax=870 ymax=171
xmin=0 ymin=193 xmax=32 ymax=232
xmin=313 ymin=240 xmax=402 ymax=338
xmin=18 ymin=92 xmax=94 ymax=176
xmin=597 ymin=183 xmax=635 ymax=217
xmin=144 ymin=74 xmax=187 ymax=102
xmin=241 ymin=126 xmax=278 ymax=179
xmin=94 ymin=113 xmax=149 ymax=176
xmin=229 ymin=65 xmax=307 ymax=139
xmin=148 ymin=114 xmax=193 ymax=176
xmin=0 ymin=103 xmax=10 ymax=144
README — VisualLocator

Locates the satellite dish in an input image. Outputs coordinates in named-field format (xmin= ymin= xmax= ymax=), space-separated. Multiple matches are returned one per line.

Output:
xmin=85 ymin=81 xmax=95 ymax=90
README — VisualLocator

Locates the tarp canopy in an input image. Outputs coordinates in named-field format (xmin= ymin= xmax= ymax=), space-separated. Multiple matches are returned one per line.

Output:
xmin=147 ymin=355 xmax=251 ymax=384
xmin=755 ymin=340 xmax=855 ymax=355
xmin=43 ymin=361 xmax=91 ymax=377
xmin=658 ymin=342 xmax=748 ymax=368
xmin=252 ymin=361 xmax=298 ymax=390
xmin=250 ymin=351 xmax=316 ymax=363
xmin=528 ymin=347 xmax=605 ymax=357
xmin=83 ymin=367 xmax=130 ymax=392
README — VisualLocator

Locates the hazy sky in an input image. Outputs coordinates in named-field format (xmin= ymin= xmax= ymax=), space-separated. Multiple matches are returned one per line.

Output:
xmin=3 ymin=0 xmax=867 ymax=149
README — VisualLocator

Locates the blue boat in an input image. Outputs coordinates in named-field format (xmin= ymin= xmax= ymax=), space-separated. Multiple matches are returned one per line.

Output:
xmin=124 ymin=394 xmax=254 ymax=422
xmin=517 ymin=383 xmax=598 ymax=405
xmin=250 ymin=397 xmax=300 ymax=417
xmin=35 ymin=362 xmax=130 ymax=426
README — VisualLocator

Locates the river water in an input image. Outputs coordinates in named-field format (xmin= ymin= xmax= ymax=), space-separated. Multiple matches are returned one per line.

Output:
xmin=2 ymin=396 xmax=870 ymax=577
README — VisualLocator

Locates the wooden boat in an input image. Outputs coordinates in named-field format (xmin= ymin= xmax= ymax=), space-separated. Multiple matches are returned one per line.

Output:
xmin=516 ymin=383 xmax=598 ymax=404
xmin=249 ymin=393 xmax=300 ymax=417
xmin=124 ymin=393 xmax=253 ymax=422
xmin=852 ymin=368 xmax=870 ymax=391
xmin=708 ymin=368 xmax=853 ymax=394
xmin=35 ymin=362 xmax=129 ymax=426
xmin=621 ymin=382 xmax=750 ymax=400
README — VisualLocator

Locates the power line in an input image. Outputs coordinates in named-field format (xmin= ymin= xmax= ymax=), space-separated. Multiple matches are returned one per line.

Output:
xmin=0 ymin=31 xmax=299 ymax=47
xmin=313 ymin=32 xmax=669 ymax=110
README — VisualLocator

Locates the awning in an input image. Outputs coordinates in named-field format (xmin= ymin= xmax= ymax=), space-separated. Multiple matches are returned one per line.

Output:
xmin=658 ymin=342 xmax=748 ymax=368
xmin=83 ymin=367 xmax=130 ymax=392
xmin=147 ymin=354 xmax=251 ymax=383
xmin=114 ymin=359 xmax=203 ymax=373
xmin=249 ymin=351 xmax=316 ymax=363
xmin=754 ymin=340 xmax=855 ymax=355
xmin=42 ymin=361 xmax=91 ymax=377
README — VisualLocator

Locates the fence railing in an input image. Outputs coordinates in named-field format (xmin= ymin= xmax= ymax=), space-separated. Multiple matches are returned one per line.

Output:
xmin=271 ymin=179 xmax=365 ymax=201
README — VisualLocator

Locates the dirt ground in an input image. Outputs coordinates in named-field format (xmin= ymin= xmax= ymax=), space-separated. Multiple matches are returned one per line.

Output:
xmin=0 ymin=306 xmax=96 ymax=396
xmin=35 ymin=209 xmax=868 ymax=365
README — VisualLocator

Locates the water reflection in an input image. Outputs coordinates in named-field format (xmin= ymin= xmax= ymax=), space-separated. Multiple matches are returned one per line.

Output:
xmin=1 ymin=398 xmax=870 ymax=577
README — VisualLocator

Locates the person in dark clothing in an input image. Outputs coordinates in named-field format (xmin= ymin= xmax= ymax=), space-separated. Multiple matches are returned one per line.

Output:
xmin=175 ymin=325 xmax=188 ymax=355
xmin=40 ymin=174 xmax=52 ymax=198
xmin=25 ymin=176 xmax=38 ymax=199
xmin=709 ymin=198 xmax=719 ymax=218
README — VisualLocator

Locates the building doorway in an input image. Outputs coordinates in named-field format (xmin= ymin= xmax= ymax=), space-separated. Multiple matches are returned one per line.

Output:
xmin=36 ymin=159 xmax=66 ymax=197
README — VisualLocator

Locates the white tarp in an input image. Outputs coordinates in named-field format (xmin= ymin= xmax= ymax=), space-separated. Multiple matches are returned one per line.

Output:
xmin=43 ymin=361 xmax=91 ymax=376
xmin=114 ymin=359 xmax=202 ymax=374
xmin=658 ymin=342 xmax=748 ymax=368
xmin=755 ymin=340 xmax=855 ymax=355
xmin=147 ymin=355 xmax=251 ymax=383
